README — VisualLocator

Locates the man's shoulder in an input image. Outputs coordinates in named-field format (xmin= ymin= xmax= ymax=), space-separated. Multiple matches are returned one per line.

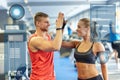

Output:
xmin=28 ymin=34 xmax=43 ymax=43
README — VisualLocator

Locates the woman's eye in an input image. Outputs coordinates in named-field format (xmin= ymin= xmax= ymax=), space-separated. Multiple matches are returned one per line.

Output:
xmin=78 ymin=26 xmax=80 ymax=28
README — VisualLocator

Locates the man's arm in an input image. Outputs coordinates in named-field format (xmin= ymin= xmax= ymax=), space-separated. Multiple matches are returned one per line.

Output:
xmin=30 ymin=12 xmax=64 ymax=52
xmin=30 ymin=31 xmax=62 ymax=52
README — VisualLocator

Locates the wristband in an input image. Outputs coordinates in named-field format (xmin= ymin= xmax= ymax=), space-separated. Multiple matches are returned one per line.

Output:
xmin=56 ymin=28 xmax=63 ymax=30
xmin=62 ymin=19 xmax=66 ymax=29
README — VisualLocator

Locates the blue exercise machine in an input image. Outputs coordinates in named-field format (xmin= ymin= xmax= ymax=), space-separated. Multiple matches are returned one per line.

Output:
xmin=4 ymin=24 xmax=29 ymax=80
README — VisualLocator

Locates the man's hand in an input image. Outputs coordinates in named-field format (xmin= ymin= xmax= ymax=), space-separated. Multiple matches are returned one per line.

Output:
xmin=56 ymin=12 xmax=64 ymax=28
xmin=62 ymin=19 xmax=67 ymax=29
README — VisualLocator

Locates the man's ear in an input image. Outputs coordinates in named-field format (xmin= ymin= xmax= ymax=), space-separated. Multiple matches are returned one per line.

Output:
xmin=36 ymin=21 xmax=40 ymax=25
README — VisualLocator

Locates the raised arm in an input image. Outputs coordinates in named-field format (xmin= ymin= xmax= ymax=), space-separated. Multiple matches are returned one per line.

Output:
xmin=30 ymin=12 xmax=64 ymax=52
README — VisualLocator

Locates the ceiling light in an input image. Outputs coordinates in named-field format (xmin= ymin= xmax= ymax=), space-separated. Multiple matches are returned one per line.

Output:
xmin=24 ymin=0 xmax=28 ymax=4
xmin=9 ymin=4 xmax=25 ymax=20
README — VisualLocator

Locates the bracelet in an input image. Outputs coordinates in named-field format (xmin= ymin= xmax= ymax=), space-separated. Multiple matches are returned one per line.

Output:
xmin=56 ymin=28 xmax=63 ymax=30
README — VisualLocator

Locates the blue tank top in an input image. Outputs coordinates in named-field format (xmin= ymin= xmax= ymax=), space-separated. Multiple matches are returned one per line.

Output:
xmin=74 ymin=42 xmax=97 ymax=64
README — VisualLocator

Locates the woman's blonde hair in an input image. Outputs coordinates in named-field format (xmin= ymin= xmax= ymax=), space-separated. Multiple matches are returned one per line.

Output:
xmin=79 ymin=18 xmax=90 ymax=27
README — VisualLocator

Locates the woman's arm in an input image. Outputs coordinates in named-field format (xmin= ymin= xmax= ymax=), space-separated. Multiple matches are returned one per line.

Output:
xmin=101 ymin=63 xmax=108 ymax=80
xmin=62 ymin=41 xmax=79 ymax=48
xmin=94 ymin=42 xmax=108 ymax=80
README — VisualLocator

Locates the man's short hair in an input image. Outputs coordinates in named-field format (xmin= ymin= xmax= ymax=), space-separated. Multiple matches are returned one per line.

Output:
xmin=34 ymin=12 xmax=48 ymax=25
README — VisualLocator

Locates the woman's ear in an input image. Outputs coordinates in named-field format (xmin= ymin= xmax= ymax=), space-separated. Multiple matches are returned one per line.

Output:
xmin=88 ymin=26 xmax=90 ymax=30
xmin=87 ymin=26 xmax=91 ymax=33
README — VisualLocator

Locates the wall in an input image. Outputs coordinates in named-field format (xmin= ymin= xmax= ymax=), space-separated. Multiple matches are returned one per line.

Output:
xmin=0 ymin=7 xmax=8 ymax=30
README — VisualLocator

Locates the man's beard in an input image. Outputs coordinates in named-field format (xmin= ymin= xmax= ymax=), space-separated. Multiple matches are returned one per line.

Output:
xmin=41 ymin=28 xmax=48 ymax=32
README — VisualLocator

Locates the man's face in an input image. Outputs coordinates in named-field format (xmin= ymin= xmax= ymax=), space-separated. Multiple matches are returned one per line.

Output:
xmin=37 ymin=17 xmax=50 ymax=31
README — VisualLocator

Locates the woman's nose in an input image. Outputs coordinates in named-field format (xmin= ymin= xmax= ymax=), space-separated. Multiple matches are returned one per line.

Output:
xmin=76 ymin=29 xmax=78 ymax=32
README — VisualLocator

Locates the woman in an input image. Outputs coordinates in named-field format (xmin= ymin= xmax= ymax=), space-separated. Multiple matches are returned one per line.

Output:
xmin=62 ymin=18 xmax=108 ymax=80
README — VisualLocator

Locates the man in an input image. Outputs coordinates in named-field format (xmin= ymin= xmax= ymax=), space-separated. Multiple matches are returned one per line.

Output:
xmin=109 ymin=20 xmax=120 ymax=69
xmin=28 ymin=12 xmax=64 ymax=80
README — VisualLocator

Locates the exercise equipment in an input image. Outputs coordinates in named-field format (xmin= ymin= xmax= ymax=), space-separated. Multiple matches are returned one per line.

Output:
xmin=90 ymin=4 xmax=116 ymax=64
xmin=4 ymin=24 xmax=29 ymax=80
xmin=90 ymin=4 xmax=116 ymax=42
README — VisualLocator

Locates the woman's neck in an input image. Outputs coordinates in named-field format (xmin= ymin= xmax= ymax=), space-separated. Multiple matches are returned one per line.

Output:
xmin=83 ymin=36 xmax=91 ymax=42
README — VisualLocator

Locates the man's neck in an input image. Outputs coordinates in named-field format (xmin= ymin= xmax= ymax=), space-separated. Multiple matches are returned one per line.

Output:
xmin=35 ymin=29 xmax=47 ymax=37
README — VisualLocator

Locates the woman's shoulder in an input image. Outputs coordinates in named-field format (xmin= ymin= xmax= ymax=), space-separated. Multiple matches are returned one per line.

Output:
xmin=73 ymin=40 xmax=82 ymax=48
xmin=93 ymin=42 xmax=103 ymax=46
xmin=93 ymin=42 xmax=105 ymax=52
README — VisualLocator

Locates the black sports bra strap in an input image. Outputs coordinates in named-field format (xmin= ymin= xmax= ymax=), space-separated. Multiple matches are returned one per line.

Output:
xmin=76 ymin=42 xmax=81 ymax=48
xmin=92 ymin=42 xmax=94 ymax=47
xmin=90 ymin=42 xmax=94 ymax=50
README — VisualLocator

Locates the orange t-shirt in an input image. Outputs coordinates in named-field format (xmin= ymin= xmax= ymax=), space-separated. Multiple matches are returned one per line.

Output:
xmin=28 ymin=34 xmax=55 ymax=80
